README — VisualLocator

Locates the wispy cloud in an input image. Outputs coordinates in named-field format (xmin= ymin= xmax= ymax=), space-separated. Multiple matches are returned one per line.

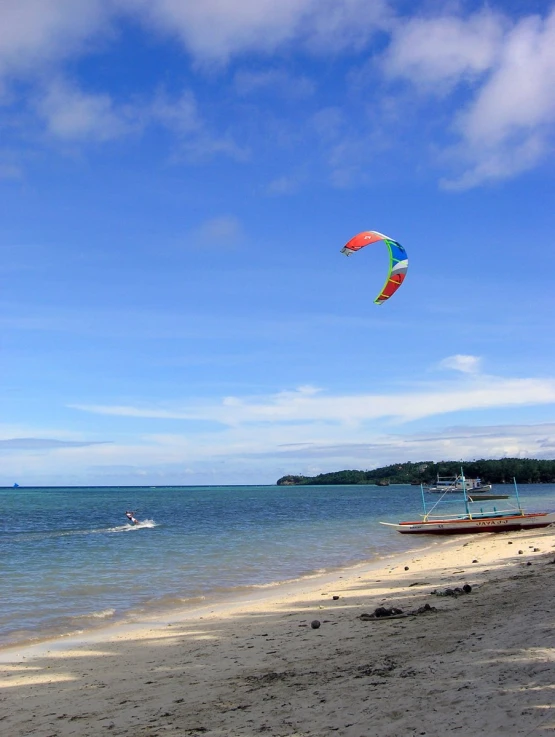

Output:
xmin=35 ymin=79 xmax=136 ymax=141
xmin=187 ymin=215 xmax=245 ymax=250
xmin=0 ymin=159 xmax=23 ymax=180
xmin=150 ymin=88 xmax=248 ymax=162
xmin=266 ymin=422 xmax=555 ymax=467
xmin=438 ymin=354 xmax=481 ymax=374
xmin=234 ymin=68 xmax=315 ymax=98
xmin=0 ymin=438 xmax=110 ymax=450
xmin=266 ymin=174 xmax=303 ymax=195
xmin=3 ymin=421 xmax=554 ymax=487
xmin=32 ymin=82 xmax=246 ymax=157
xmin=308 ymin=106 xmax=385 ymax=188
xmin=69 ymin=373 xmax=555 ymax=427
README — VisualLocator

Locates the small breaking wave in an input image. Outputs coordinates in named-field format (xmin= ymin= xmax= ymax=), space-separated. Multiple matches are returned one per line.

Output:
xmin=73 ymin=608 xmax=116 ymax=620
xmin=107 ymin=519 xmax=158 ymax=533
xmin=6 ymin=520 xmax=159 ymax=542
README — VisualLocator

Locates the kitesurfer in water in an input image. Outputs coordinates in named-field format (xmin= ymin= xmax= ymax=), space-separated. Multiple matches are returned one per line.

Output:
xmin=125 ymin=511 xmax=139 ymax=525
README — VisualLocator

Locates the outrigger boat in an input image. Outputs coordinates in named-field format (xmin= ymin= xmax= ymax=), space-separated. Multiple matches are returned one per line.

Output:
xmin=381 ymin=472 xmax=555 ymax=535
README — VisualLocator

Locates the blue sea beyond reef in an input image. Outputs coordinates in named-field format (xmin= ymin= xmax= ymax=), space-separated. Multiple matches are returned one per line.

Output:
xmin=2 ymin=482 xmax=554 ymax=648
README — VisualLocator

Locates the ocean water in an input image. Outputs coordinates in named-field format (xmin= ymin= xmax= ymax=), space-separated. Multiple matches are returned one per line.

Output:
xmin=2 ymin=483 xmax=554 ymax=648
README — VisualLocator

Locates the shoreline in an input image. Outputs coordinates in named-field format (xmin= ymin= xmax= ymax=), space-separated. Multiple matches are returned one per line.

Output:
xmin=0 ymin=536 xmax=442 ymax=659
xmin=0 ymin=530 xmax=436 ymax=653
xmin=2 ymin=527 xmax=555 ymax=735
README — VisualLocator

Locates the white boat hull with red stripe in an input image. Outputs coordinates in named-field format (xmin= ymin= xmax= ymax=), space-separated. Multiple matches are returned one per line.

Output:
xmin=380 ymin=511 xmax=555 ymax=535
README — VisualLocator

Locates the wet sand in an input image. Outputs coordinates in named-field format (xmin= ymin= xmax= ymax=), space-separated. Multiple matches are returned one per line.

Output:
xmin=1 ymin=527 xmax=555 ymax=736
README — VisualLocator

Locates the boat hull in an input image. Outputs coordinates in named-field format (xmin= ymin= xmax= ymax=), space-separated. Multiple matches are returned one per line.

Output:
xmin=427 ymin=484 xmax=493 ymax=493
xmin=467 ymin=494 xmax=509 ymax=501
xmin=380 ymin=512 xmax=555 ymax=535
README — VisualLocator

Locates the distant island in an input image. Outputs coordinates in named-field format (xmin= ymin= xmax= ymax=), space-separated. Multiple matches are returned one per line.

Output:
xmin=277 ymin=458 xmax=555 ymax=486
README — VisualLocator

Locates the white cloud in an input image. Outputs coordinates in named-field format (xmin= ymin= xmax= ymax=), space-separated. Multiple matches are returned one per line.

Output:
xmin=438 ymin=354 xmax=481 ymax=374
xmin=459 ymin=12 xmax=555 ymax=147
xmin=0 ymin=0 xmax=109 ymax=81
xmin=30 ymin=82 xmax=246 ymax=158
xmin=382 ymin=10 xmax=504 ymax=90
xmin=384 ymin=7 xmax=555 ymax=188
xmin=446 ymin=9 xmax=555 ymax=188
xmin=0 ymin=0 xmax=392 ymax=83
xmin=301 ymin=0 xmax=393 ymax=53
xmin=269 ymin=422 xmax=555 ymax=468
xmin=69 ymin=374 xmax=555 ymax=427
xmin=36 ymin=80 xmax=135 ymax=141
xmin=119 ymin=0 xmax=391 ymax=63
xmin=3 ymin=419 xmax=555 ymax=486
xmin=120 ymin=0 xmax=310 ymax=61
xmin=1 ymin=1 xmax=553 ymax=189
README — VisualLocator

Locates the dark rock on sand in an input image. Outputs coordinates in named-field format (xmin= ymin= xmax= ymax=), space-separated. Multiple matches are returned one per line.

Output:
xmin=359 ymin=603 xmax=436 ymax=621
xmin=414 ymin=603 xmax=436 ymax=614
xmin=375 ymin=606 xmax=403 ymax=618
xmin=360 ymin=607 xmax=404 ymax=619
xmin=432 ymin=584 xmax=472 ymax=597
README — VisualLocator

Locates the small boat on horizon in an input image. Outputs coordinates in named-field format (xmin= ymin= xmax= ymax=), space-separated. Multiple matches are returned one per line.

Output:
xmin=380 ymin=471 xmax=555 ymax=535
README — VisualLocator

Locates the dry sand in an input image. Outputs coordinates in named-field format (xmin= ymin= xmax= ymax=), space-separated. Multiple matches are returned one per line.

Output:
xmin=2 ymin=527 xmax=555 ymax=737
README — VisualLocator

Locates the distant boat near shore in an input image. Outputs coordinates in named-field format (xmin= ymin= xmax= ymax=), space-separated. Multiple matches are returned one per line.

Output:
xmin=425 ymin=475 xmax=492 ymax=493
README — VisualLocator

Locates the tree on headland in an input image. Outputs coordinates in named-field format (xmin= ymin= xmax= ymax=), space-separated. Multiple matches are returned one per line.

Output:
xmin=276 ymin=458 xmax=555 ymax=486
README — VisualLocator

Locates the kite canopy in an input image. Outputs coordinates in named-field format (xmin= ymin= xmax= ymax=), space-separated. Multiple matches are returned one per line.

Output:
xmin=340 ymin=230 xmax=408 ymax=305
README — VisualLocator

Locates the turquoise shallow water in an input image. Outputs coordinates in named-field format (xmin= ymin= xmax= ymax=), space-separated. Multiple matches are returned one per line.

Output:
xmin=2 ymin=483 xmax=554 ymax=647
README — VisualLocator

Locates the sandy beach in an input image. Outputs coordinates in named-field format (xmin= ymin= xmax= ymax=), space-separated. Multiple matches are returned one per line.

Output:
xmin=2 ymin=527 xmax=555 ymax=737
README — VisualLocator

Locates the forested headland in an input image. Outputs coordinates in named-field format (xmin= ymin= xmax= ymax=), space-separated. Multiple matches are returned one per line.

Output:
xmin=276 ymin=458 xmax=555 ymax=486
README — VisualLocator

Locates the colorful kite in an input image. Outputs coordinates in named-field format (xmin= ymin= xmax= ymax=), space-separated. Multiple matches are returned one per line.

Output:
xmin=340 ymin=230 xmax=408 ymax=305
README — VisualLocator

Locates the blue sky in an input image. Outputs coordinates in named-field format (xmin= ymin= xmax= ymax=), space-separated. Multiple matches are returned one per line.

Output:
xmin=1 ymin=0 xmax=555 ymax=486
